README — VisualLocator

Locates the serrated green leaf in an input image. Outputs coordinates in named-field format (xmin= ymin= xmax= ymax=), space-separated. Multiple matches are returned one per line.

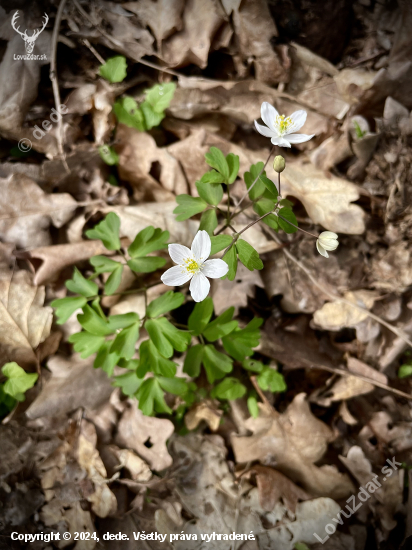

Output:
xmin=200 ymin=170 xmax=225 ymax=184
xmin=2 ymin=362 xmax=38 ymax=401
xmin=113 ymin=97 xmax=145 ymax=131
xmin=205 ymin=147 xmax=229 ymax=182
xmin=66 ymin=267 xmax=98 ymax=297
xmin=257 ymin=368 xmax=287 ymax=393
xmin=210 ymin=234 xmax=233 ymax=255
xmin=98 ymin=145 xmax=119 ymax=166
xmin=260 ymin=174 xmax=278 ymax=199
xmin=104 ymin=264 xmax=123 ymax=295
xmin=199 ymin=209 xmax=218 ymax=236
xmin=85 ymin=212 xmax=121 ymax=251
xmin=183 ymin=344 xmax=204 ymax=377
xmin=128 ymin=226 xmax=169 ymax=258
xmin=188 ymin=297 xmax=214 ymax=336
xmin=144 ymin=82 xmax=176 ymax=113
xmin=145 ymin=318 xmax=190 ymax=358
xmin=203 ymin=344 xmax=233 ymax=383
xmin=68 ymin=331 xmax=105 ymax=358
xmin=136 ymin=377 xmax=171 ymax=416
xmin=158 ymin=377 xmax=188 ymax=396
xmin=78 ymin=305 xmax=112 ymax=336
xmin=107 ymin=312 xmax=139 ymax=331
xmin=51 ymin=296 xmax=87 ymax=325
xmin=247 ymin=395 xmax=259 ymax=418
xmin=196 ymin=180 xmax=223 ymax=206
xmin=398 ymin=365 xmax=412 ymax=378
xmin=277 ymin=207 xmax=298 ymax=234
xmin=146 ymin=291 xmax=184 ymax=318
xmin=236 ymin=239 xmax=263 ymax=271
xmin=223 ymin=245 xmax=237 ymax=281
xmin=110 ymin=322 xmax=139 ymax=360
xmin=222 ymin=317 xmax=263 ymax=361
xmin=212 ymin=377 xmax=246 ymax=400
xmin=90 ymin=255 xmax=121 ymax=274
xmin=141 ymin=101 xmax=164 ymax=129
xmin=245 ymin=162 xmax=266 ymax=200
xmin=226 ymin=153 xmax=240 ymax=184
xmin=174 ymin=194 xmax=207 ymax=221
xmin=127 ymin=256 xmax=166 ymax=273
xmin=139 ymin=339 xmax=177 ymax=378
xmin=242 ymin=358 xmax=264 ymax=373
xmin=99 ymin=55 xmax=127 ymax=83
xmin=94 ymin=340 xmax=120 ymax=376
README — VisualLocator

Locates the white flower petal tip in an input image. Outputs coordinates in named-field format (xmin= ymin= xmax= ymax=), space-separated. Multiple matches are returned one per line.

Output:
xmin=160 ymin=230 xmax=225 ymax=301
xmin=316 ymin=231 xmax=339 ymax=258
xmin=254 ymin=102 xmax=314 ymax=148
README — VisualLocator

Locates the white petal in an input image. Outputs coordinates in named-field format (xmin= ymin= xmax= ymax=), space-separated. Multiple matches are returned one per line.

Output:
xmin=254 ymin=120 xmax=276 ymax=138
xmin=189 ymin=272 xmax=210 ymax=302
xmin=316 ymin=240 xmax=329 ymax=258
xmin=320 ymin=239 xmax=338 ymax=251
xmin=261 ymin=102 xmax=278 ymax=132
xmin=288 ymin=110 xmax=307 ymax=132
xmin=161 ymin=265 xmax=193 ymax=286
xmin=202 ymin=259 xmax=229 ymax=278
xmin=191 ymin=230 xmax=211 ymax=263
xmin=320 ymin=231 xmax=338 ymax=239
xmin=168 ymin=243 xmax=192 ymax=265
xmin=271 ymin=136 xmax=291 ymax=148
xmin=285 ymin=133 xmax=315 ymax=144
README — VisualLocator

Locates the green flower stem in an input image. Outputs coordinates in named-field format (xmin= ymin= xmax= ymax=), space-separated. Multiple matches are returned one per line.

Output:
xmin=277 ymin=215 xmax=318 ymax=239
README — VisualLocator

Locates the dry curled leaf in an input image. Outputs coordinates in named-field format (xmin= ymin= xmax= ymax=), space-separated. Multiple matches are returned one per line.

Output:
xmin=313 ymin=290 xmax=379 ymax=331
xmin=185 ymin=400 xmax=223 ymax=432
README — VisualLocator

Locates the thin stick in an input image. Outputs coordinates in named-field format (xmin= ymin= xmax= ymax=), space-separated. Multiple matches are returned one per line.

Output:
xmin=82 ymin=38 xmax=106 ymax=64
xmin=50 ymin=0 xmax=69 ymax=172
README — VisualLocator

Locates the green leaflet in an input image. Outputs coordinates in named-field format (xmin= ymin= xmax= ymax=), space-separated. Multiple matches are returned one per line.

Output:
xmin=236 ymin=239 xmax=263 ymax=271
xmin=257 ymin=368 xmax=287 ymax=393
xmin=110 ymin=322 xmax=140 ymax=360
xmin=205 ymin=147 xmax=229 ymax=182
xmin=146 ymin=291 xmax=184 ymax=318
xmin=136 ymin=378 xmax=171 ymax=416
xmin=210 ymin=235 xmax=232 ymax=255
xmin=145 ymin=317 xmax=191 ymax=358
xmin=183 ymin=344 xmax=204 ymax=378
xmin=223 ymin=245 xmax=237 ymax=281
xmin=222 ymin=317 xmax=263 ymax=361
xmin=99 ymin=55 xmax=127 ymax=83
xmin=78 ymin=305 xmax=112 ymax=336
xmin=199 ymin=209 xmax=218 ymax=236
xmin=244 ymin=162 xmax=266 ymax=200
xmin=203 ymin=344 xmax=233 ymax=383
xmin=174 ymin=195 xmax=207 ymax=221
xmin=196 ymin=180 xmax=223 ymax=206
xmin=51 ymin=296 xmax=87 ymax=325
xmin=247 ymin=395 xmax=259 ymax=418
xmin=85 ymin=212 xmax=121 ymax=251
xmin=104 ymin=264 xmax=123 ymax=295
xmin=66 ymin=267 xmax=98 ymax=297
xmin=2 ymin=362 xmax=38 ymax=402
xmin=98 ymin=145 xmax=119 ymax=165
xmin=128 ymin=226 xmax=169 ymax=258
xmin=127 ymin=256 xmax=166 ymax=273
xmin=139 ymin=340 xmax=177 ymax=378
xmin=277 ymin=207 xmax=298 ymax=233
xmin=211 ymin=377 xmax=246 ymax=400
xmin=202 ymin=307 xmax=238 ymax=342
xmin=188 ymin=297 xmax=214 ymax=336
xmin=144 ymin=82 xmax=176 ymax=114
xmin=113 ymin=97 xmax=145 ymax=131
xmin=68 ymin=331 xmax=105 ymax=359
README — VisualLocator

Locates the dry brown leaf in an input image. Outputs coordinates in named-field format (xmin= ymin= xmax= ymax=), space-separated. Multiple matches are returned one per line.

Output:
xmin=115 ymin=400 xmax=174 ymax=471
xmin=0 ymin=174 xmax=77 ymax=249
xmin=232 ymin=393 xmax=355 ymax=499
xmin=109 ymin=446 xmax=152 ymax=482
xmin=0 ymin=269 xmax=52 ymax=367
xmin=280 ymin=161 xmax=365 ymax=234
xmin=372 ymin=241 xmax=412 ymax=292
xmin=185 ymin=400 xmax=223 ymax=432
xmin=313 ymin=290 xmax=379 ymax=331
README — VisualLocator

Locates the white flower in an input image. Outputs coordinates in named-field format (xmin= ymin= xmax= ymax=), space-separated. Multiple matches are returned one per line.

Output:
xmin=316 ymin=231 xmax=339 ymax=258
xmin=161 ymin=230 xmax=229 ymax=302
xmin=254 ymin=102 xmax=315 ymax=148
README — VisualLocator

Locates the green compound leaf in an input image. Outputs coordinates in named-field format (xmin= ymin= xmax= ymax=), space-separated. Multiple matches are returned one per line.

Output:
xmin=98 ymin=145 xmax=119 ymax=166
xmin=245 ymin=162 xmax=266 ymax=200
xmin=104 ymin=264 xmax=124 ymax=295
xmin=223 ymin=245 xmax=237 ymax=281
xmin=210 ymin=234 xmax=233 ymax=255
xmin=139 ymin=340 xmax=177 ymax=378
xmin=211 ymin=377 xmax=246 ymax=400
xmin=113 ymin=97 xmax=145 ymax=131
xmin=99 ymin=55 xmax=127 ymax=83
xmin=260 ymin=174 xmax=278 ymax=199
xmin=78 ymin=305 xmax=112 ymax=336
xmin=202 ymin=307 xmax=238 ymax=342
xmin=200 ymin=170 xmax=226 ymax=184
xmin=253 ymin=197 xmax=276 ymax=216
xmin=140 ymin=102 xmax=164 ymax=130
xmin=128 ymin=226 xmax=169 ymax=258
xmin=174 ymin=194 xmax=207 ymax=221
xmin=196 ymin=180 xmax=223 ymax=206
xmin=398 ymin=364 xmax=412 ymax=378
xmin=226 ymin=153 xmax=240 ymax=184
xmin=144 ymin=82 xmax=176 ymax=114
xmin=183 ymin=344 xmax=204 ymax=378
xmin=51 ymin=296 xmax=87 ymax=325
xmin=236 ymin=239 xmax=263 ymax=271
xmin=68 ymin=331 xmax=105 ymax=359
xmin=222 ymin=317 xmax=263 ymax=361
xmin=136 ymin=377 xmax=171 ymax=416
xmin=90 ymin=255 xmax=121 ymax=274
xmin=188 ymin=297 xmax=214 ymax=336
xmin=127 ymin=256 xmax=166 ymax=273
xmin=242 ymin=358 xmax=264 ymax=373
xmin=145 ymin=317 xmax=191 ymax=358
xmin=199 ymin=209 xmax=218 ymax=236
xmin=257 ymin=368 xmax=287 ymax=393
xmin=2 ymin=362 xmax=38 ymax=401
xmin=247 ymin=395 xmax=259 ymax=418
xmin=107 ymin=312 xmax=139 ymax=331
xmin=85 ymin=212 xmax=121 ymax=251
xmin=113 ymin=369 xmax=144 ymax=396
xmin=110 ymin=322 xmax=140 ymax=360
xmin=205 ymin=147 xmax=229 ymax=182
xmin=146 ymin=291 xmax=184 ymax=318
xmin=158 ymin=376 xmax=189 ymax=396
xmin=277 ymin=207 xmax=298 ymax=234
xmin=66 ymin=267 xmax=98 ymax=297
xmin=203 ymin=344 xmax=233 ymax=384
xmin=94 ymin=341 xmax=120 ymax=376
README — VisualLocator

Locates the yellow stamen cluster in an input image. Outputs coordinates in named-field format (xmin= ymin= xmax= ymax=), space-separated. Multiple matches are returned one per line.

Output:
xmin=184 ymin=258 xmax=200 ymax=274
xmin=275 ymin=114 xmax=292 ymax=134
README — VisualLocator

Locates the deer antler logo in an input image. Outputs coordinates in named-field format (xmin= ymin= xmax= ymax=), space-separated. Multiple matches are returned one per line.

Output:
xmin=11 ymin=11 xmax=48 ymax=54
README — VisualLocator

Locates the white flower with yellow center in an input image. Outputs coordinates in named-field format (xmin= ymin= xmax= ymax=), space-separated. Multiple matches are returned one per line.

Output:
xmin=254 ymin=102 xmax=315 ymax=148
xmin=161 ymin=230 xmax=229 ymax=302
xmin=316 ymin=231 xmax=339 ymax=258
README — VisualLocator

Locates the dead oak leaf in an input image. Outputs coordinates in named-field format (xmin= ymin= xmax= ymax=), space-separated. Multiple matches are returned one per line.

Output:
xmin=280 ymin=161 xmax=365 ymax=234
xmin=232 ymin=393 xmax=355 ymax=499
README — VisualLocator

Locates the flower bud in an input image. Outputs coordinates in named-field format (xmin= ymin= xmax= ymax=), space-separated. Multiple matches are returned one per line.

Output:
xmin=273 ymin=155 xmax=285 ymax=173
xmin=316 ymin=231 xmax=339 ymax=258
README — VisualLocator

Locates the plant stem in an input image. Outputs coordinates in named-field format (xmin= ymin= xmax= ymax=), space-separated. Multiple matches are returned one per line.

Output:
xmin=277 ymin=215 xmax=319 ymax=238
